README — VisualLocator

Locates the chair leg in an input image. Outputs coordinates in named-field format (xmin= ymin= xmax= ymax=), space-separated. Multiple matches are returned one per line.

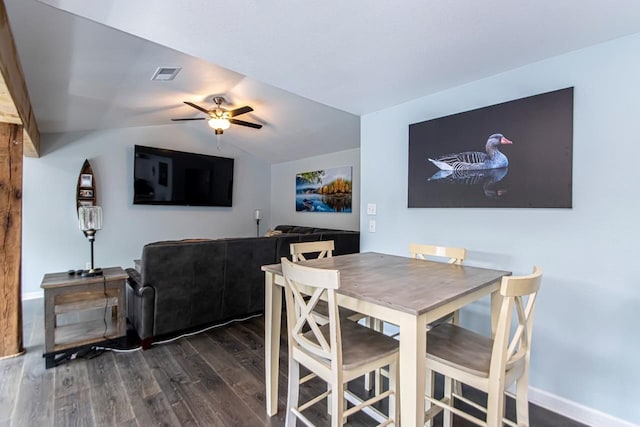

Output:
xmin=372 ymin=318 xmax=384 ymax=395
xmin=286 ymin=359 xmax=300 ymax=427
xmin=363 ymin=316 xmax=374 ymax=391
xmin=388 ymin=359 xmax=399 ymax=426
xmin=330 ymin=382 xmax=345 ymax=427
xmin=443 ymin=376 xmax=454 ymax=427
xmin=515 ymin=368 xmax=530 ymax=427
xmin=486 ymin=379 xmax=506 ymax=427
xmin=450 ymin=311 xmax=463 ymax=397
xmin=343 ymin=383 xmax=349 ymax=426
xmin=425 ymin=368 xmax=434 ymax=427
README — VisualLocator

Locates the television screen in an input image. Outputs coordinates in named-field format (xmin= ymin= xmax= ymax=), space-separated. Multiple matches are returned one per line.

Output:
xmin=133 ymin=145 xmax=234 ymax=206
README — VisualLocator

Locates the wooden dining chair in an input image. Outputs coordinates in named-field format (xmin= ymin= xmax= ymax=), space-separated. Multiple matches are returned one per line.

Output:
xmin=424 ymin=266 xmax=543 ymax=427
xmin=409 ymin=243 xmax=466 ymax=265
xmin=378 ymin=243 xmax=467 ymax=336
xmin=281 ymin=258 xmax=399 ymax=427
xmin=410 ymin=243 xmax=467 ymax=327
xmin=290 ymin=241 xmax=363 ymax=324
xmin=290 ymin=240 xmax=335 ymax=262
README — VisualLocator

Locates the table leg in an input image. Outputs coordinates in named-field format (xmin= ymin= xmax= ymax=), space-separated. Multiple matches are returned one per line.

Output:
xmin=398 ymin=313 xmax=427 ymax=427
xmin=265 ymin=272 xmax=282 ymax=416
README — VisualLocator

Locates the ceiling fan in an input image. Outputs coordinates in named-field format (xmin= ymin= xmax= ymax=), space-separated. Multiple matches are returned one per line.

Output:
xmin=171 ymin=96 xmax=263 ymax=134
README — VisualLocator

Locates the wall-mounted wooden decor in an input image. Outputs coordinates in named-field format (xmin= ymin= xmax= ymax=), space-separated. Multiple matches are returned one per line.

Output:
xmin=76 ymin=159 xmax=96 ymax=213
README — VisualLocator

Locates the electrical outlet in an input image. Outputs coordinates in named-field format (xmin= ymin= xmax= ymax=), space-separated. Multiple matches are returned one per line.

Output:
xmin=366 ymin=203 xmax=377 ymax=215
xmin=368 ymin=219 xmax=376 ymax=233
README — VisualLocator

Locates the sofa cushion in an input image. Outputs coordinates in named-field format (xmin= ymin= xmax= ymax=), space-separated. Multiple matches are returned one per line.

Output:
xmin=223 ymin=237 xmax=278 ymax=316
xmin=141 ymin=240 xmax=226 ymax=336
xmin=291 ymin=226 xmax=316 ymax=234
xmin=317 ymin=231 xmax=360 ymax=255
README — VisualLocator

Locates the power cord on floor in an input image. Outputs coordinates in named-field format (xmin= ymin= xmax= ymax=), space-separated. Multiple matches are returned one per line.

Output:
xmin=92 ymin=312 xmax=263 ymax=353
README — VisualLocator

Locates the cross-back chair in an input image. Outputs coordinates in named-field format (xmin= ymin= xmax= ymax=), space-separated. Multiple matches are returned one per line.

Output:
xmin=424 ymin=266 xmax=543 ymax=427
xmin=409 ymin=243 xmax=466 ymax=264
xmin=281 ymin=258 xmax=399 ymax=427
xmin=378 ymin=243 xmax=468 ymax=335
xmin=290 ymin=240 xmax=362 ymax=324
xmin=410 ymin=243 xmax=467 ymax=327
xmin=290 ymin=240 xmax=335 ymax=262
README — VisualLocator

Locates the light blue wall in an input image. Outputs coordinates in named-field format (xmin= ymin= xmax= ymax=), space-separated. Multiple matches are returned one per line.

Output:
xmin=270 ymin=148 xmax=360 ymax=231
xmin=22 ymin=124 xmax=271 ymax=296
xmin=361 ymin=34 xmax=640 ymax=424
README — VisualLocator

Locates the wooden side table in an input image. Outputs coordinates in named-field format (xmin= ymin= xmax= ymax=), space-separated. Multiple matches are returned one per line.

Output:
xmin=40 ymin=266 xmax=128 ymax=368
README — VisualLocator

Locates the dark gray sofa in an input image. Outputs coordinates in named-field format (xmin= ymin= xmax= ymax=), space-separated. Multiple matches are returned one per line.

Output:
xmin=125 ymin=225 xmax=359 ymax=347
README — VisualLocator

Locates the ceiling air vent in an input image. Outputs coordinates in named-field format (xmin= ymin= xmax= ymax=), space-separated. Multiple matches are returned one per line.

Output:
xmin=151 ymin=67 xmax=182 ymax=81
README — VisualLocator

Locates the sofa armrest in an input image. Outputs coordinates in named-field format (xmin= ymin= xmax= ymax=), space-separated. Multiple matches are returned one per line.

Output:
xmin=125 ymin=268 xmax=155 ymax=341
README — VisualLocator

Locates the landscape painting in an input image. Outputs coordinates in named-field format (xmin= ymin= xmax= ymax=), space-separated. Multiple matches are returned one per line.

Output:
xmin=408 ymin=87 xmax=573 ymax=208
xmin=296 ymin=166 xmax=352 ymax=213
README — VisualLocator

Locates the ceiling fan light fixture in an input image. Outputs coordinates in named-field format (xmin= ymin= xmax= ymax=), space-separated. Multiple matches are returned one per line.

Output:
xmin=208 ymin=117 xmax=230 ymax=130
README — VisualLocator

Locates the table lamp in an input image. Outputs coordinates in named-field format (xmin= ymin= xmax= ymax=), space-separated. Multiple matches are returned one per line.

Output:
xmin=78 ymin=205 xmax=103 ymax=277
xmin=255 ymin=209 xmax=261 ymax=237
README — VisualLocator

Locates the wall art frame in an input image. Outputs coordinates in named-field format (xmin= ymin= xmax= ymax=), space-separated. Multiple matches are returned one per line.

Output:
xmin=296 ymin=166 xmax=352 ymax=213
xmin=408 ymin=87 xmax=573 ymax=208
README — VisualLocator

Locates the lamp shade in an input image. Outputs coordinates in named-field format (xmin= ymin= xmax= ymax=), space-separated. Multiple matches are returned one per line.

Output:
xmin=208 ymin=117 xmax=231 ymax=130
xmin=78 ymin=205 xmax=103 ymax=231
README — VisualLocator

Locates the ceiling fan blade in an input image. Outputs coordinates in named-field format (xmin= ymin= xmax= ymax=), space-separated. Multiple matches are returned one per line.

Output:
xmin=229 ymin=118 xmax=262 ymax=129
xmin=228 ymin=106 xmax=253 ymax=117
xmin=184 ymin=101 xmax=210 ymax=114
xmin=171 ymin=117 xmax=207 ymax=121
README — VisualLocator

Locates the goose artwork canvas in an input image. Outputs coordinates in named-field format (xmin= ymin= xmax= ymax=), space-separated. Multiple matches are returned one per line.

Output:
xmin=408 ymin=87 xmax=573 ymax=208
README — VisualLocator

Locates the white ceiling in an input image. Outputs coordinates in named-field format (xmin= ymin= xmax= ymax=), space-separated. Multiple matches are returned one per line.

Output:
xmin=6 ymin=0 xmax=640 ymax=162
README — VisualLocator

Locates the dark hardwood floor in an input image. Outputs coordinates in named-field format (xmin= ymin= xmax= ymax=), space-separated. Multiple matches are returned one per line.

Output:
xmin=0 ymin=299 xmax=587 ymax=426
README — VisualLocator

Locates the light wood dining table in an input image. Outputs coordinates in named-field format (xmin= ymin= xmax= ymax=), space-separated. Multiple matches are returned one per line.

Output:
xmin=262 ymin=252 xmax=510 ymax=426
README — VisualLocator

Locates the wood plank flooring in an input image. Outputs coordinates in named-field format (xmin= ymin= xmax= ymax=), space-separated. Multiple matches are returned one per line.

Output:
xmin=0 ymin=299 xmax=587 ymax=426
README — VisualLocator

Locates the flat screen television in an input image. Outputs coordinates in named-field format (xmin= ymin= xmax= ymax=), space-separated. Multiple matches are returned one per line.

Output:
xmin=133 ymin=145 xmax=234 ymax=206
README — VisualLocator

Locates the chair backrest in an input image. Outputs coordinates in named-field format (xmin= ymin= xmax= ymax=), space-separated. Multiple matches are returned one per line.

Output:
xmin=281 ymin=257 xmax=342 ymax=367
xmin=409 ymin=243 xmax=466 ymax=265
xmin=491 ymin=266 xmax=543 ymax=378
xmin=290 ymin=240 xmax=334 ymax=262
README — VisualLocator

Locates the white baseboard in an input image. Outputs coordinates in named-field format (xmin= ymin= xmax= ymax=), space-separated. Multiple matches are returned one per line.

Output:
xmin=22 ymin=291 xmax=43 ymax=301
xmin=529 ymin=386 xmax=639 ymax=427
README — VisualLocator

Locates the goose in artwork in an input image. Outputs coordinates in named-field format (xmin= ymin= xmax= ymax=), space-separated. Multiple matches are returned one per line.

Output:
xmin=428 ymin=133 xmax=512 ymax=171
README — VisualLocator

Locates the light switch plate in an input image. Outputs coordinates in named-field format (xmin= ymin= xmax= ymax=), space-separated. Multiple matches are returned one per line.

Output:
xmin=367 ymin=203 xmax=377 ymax=215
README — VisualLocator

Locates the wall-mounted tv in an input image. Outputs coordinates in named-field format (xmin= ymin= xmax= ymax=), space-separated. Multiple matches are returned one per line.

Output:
xmin=133 ymin=145 xmax=234 ymax=207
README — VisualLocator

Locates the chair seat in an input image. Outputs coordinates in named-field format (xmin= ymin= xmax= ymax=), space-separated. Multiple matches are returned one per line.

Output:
xmin=426 ymin=323 xmax=492 ymax=377
xmin=304 ymin=321 xmax=399 ymax=370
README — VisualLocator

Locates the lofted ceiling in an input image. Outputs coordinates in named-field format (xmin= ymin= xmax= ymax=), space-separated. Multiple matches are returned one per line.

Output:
xmin=5 ymin=0 xmax=640 ymax=162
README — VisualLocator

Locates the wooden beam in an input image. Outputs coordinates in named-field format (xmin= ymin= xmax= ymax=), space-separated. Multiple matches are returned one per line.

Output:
xmin=0 ymin=122 xmax=23 ymax=359
xmin=0 ymin=0 xmax=40 ymax=157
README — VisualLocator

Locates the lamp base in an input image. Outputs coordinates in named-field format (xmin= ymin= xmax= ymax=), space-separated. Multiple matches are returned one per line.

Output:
xmin=81 ymin=268 xmax=103 ymax=278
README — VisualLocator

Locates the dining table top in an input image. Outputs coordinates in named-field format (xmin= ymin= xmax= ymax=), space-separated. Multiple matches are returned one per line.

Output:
xmin=262 ymin=252 xmax=511 ymax=316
